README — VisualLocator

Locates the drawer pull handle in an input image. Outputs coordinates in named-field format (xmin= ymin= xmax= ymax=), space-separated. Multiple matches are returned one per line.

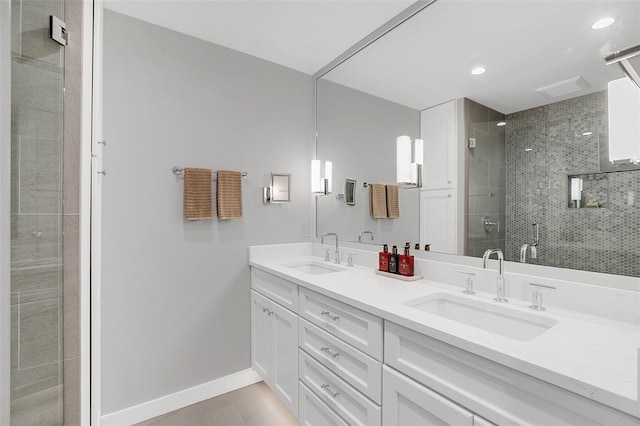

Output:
xmin=262 ymin=307 xmax=273 ymax=316
xmin=321 ymin=310 xmax=340 ymax=321
xmin=320 ymin=346 xmax=340 ymax=358
xmin=320 ymin=383 xmax=339 ymax=398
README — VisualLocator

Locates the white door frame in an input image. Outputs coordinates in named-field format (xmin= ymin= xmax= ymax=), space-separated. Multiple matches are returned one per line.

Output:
xmin=82 ymin=0 xmax=97 ymax=424
xmin=89 ymin=0 xmax=105 ymax=423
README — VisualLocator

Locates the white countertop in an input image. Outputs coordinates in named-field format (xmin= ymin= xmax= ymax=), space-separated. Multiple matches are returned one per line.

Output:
xmin=249 ymin=251 xmax=640 ymax=418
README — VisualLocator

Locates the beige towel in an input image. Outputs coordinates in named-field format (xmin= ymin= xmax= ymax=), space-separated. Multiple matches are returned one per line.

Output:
xmin=216 ymin=170 xmax=243 ymax=219
xmin=386 ymin=184 xmax=400 ymax=218
xmin=370 ymin=184 xmax=388 ymax=218
xmin=183 ymin=168 xmax=213 ymax=221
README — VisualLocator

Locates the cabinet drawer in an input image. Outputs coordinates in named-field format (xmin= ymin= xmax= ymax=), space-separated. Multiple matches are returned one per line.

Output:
xmin=299 ymin=318 xmax=382 ymax=404
xmin=385 ymin=321 xmax=638 ymax=426
xmin=299 ymin=381 xmax=348 ymax=426
xmin=383 ymin=365 xmax=474 ymax=426
xmin=299 ymin=349 xmax=381 ymax=426
xmin=251 ymin=268 xmax=298 ymax=312
xmin=299 ymin=287 xmax=382 ymax=360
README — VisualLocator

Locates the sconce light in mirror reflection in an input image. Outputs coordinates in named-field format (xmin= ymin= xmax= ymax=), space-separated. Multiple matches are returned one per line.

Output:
xmin=396 ymin=135 xmax=423 ymax=188
xmin=312 ymin=160 xmax=332 ymax=195
xmin=608 ymin=77 xmax=640 ymax=165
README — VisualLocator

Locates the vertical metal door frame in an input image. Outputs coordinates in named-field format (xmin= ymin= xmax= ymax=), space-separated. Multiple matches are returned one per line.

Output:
xmin=0 ymin=1 xmax=12 ymax=424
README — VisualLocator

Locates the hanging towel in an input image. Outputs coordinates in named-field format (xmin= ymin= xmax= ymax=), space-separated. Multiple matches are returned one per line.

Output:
xmin=183 ymin=168 xmax=213 ymax=221
xmin=216 ymin=170 xmax=243 ymax=219
xmin=370 ymin=184 xmax=388 ymax=218
xmin=386 ymin=184 xmax=400 ymax=218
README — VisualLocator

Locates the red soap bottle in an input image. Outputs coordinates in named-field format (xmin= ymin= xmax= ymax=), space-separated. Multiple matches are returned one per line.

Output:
xmin=379 ymin=244 xmax=389 ymax=272
xmin=399 ymin=243 xmax=415 ymax=277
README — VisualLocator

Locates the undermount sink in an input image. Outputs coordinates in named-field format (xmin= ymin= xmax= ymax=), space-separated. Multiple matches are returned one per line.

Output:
xmin=285 ymin=261 xmax=347 ymax=275
xmin=403 ymin=293 xmax=557 ymax=341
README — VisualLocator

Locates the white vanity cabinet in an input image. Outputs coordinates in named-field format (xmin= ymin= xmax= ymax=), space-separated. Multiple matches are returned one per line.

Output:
xmin=383 ymin=365 xmax=475 ymax=426
xmin=298 ymin=287 xmax=384 ymax=425
xmin=250 ymin=270 xmax=299 ymax=415
xmin=384 ymin=321 xmax=638 ymax=426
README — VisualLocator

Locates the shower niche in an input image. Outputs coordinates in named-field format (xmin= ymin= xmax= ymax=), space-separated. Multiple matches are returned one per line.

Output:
xmin=568 ymin=173 xmax=609 ymax=209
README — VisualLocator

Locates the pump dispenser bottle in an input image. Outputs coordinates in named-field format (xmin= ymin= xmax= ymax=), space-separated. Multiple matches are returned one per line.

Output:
xmin=399 ymin=243 xmax=415 ymax=276
xmin=379 ymin=244 xmax=389 ymax=272
xmin=389 ymin=245 xmax=399 ymax=274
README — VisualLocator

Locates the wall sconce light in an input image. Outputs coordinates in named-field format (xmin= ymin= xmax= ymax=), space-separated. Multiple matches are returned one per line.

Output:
xmin=312 ymin=160 xmax=332 ymax=195
xmin=397 ymin=135 xmax=423 ymax=188
xmin=608 ymin=77 xmax=640 ymax=164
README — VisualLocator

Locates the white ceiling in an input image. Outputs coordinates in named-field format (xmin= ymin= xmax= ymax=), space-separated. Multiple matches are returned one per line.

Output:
xmin=323 ymin=0 xmax=640 ymax=114
xmin=103 ymin=0 xmax=415 ymax=75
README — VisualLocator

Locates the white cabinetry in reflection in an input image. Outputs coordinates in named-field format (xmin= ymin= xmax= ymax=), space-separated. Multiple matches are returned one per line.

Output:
xmin=419 ymin=189 xmax=456 ymax=254
xmin=420 ymin=99 xmax=465 ymax=254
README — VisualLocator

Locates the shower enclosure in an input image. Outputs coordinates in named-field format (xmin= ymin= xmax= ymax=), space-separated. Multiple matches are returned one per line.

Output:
xmin=10 ymin=0 xmax=66 ymax=423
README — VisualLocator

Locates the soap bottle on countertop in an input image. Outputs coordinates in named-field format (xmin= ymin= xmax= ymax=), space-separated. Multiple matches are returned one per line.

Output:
xmin=399 ymin=243 xmax=415 ymax=277
xmin=379 ymin=244 xmax=389 ymax=272
xmin=388 ymin=245 xmax=399 ymax=274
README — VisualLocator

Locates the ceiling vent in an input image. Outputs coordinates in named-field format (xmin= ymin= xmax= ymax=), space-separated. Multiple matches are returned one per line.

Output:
xmin=535 ymin=76 xmax=591 ymax=98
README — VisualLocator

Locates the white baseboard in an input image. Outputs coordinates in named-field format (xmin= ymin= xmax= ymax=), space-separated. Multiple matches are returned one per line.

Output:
xmin=100 ymin=368 xmax=261 ymax=426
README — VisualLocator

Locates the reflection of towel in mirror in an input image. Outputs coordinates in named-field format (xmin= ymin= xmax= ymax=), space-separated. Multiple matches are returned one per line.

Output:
xmin=370 ymin=184 xmax=388 ymax=218
xmin=386 ymin=185 xmax=400 ymax=218
xmin=183 ymin=168 xmax=213 ymax=221
xmin=216 ymin=170 xmax=243 ymax=219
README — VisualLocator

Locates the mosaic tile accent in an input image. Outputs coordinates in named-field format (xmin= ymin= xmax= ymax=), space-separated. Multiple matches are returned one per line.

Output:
xmin=505 ymin=91 xmax=639 ymax=277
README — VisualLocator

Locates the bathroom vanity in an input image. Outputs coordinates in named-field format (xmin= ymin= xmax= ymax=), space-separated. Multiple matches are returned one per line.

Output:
xmin=249 ymin=243 xmax=639 ymax=426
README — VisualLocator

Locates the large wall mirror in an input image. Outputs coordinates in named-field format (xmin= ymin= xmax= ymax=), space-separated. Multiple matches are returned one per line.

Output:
xmin=315 ymin=0 xmax=640 ymax=277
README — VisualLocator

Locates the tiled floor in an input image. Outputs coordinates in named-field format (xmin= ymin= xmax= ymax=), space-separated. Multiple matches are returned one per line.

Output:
xmin=136 ymin=382 xmax=300 ymax=426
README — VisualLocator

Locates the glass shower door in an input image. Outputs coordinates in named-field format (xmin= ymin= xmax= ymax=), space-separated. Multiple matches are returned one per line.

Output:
xmin=10 ymin=0 xmax=65 ymax=424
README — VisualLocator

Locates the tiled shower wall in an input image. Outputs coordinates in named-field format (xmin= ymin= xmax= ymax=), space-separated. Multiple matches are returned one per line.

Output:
xmin=465 ymin=99 xmax=506 ymax=257
xmin=10 ymin=0 xmax=82 ymax=424
xmin=505 ymin=91 xmax=640 ymax=277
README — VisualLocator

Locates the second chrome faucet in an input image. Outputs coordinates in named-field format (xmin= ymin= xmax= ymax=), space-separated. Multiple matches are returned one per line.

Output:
xmin=483 ymin=248 xmax=507 ymax=303
xmin=321 ymin=232 xmax=340 ymax=264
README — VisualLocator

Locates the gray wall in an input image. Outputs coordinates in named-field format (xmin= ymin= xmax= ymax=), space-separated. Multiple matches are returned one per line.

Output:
xmin=505 ymin=91 xmax=640 ymax=276
xmin=316 ymin=79 xmax=420 ymax=245
xmin=102 ymin=11 xmax=312 ymax=413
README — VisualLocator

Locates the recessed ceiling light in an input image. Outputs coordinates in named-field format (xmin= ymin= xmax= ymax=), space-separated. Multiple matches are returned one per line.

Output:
xmin=524 ymin=148 xmax=533 ymax=152
xmin=582 ymin=131 xmax=593 ymax=136
xmin=497 ymin=121 xmax=507 ymax=127
xmin=471 ymin=67 xmax=486 ymax=75
xmin=592 ymin=18 xmax=615 ymax=30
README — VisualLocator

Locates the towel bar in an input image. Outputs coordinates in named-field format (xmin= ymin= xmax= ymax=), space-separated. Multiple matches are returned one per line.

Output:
xmin=172 ymin=166 xmax=248 ymax=181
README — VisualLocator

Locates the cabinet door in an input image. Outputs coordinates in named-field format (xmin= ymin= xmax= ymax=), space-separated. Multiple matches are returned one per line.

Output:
xmin=420 ymin=189 xmax=456 ymax=254
xmin=421 ymin=100 xmax=458 ymax=190
xmin=383 ymin=366 xmax=474 ymax=426
xmin=250 ymin=290 xmax=272 ymax=383
xmin=271 ymin=300 xmax=299 ymax=415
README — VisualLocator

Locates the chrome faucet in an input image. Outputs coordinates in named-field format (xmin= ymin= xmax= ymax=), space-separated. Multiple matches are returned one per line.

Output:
xmin=321 ymin=233 xmax=340 ymax=264
xmin=519 ymin=243 xmax=537 ymax=263
xmin=358 ymin=231 xmax=374 ymax=243
xmin=520 ymin=223 xmax=539 ymax=263
xmin=482 ymin=248 xmax=507 ymax=303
